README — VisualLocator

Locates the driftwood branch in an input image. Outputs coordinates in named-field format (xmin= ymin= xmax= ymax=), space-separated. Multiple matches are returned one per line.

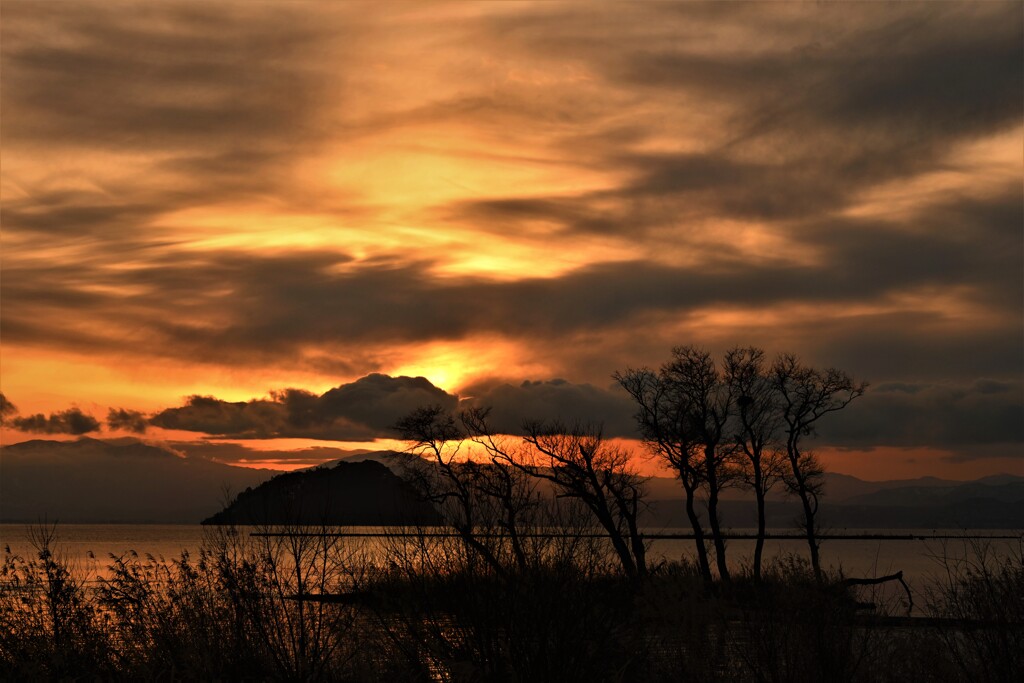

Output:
xmin=841 ymin=570 xmax=913 ymax=615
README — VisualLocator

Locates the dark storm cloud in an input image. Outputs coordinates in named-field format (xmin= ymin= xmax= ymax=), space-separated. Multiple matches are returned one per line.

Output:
xmin=150 ymin=395 xmax=289 ymax=439
xmin=146 ymin=371 xmax=1022 ymax=459
xmin=145 ymin=376 xmax=640 ymax=442
xmin=107 ymin=408 xmax=149 ymax=434
xmin=150 ymin=374 xmax=458 ymax=440
xmin=458 ymin=376 xmax=1023 ymax=455
xmin=742 ymin=311 xmax=1023 ymax=390
xmin=309 ymin=374 xmax=459 ymax=432
xmin=4 ymin=250 xmax=805 ymax=356
xmin=447 ymin=154 xmax=842 ymax=237
xmin=11 ymin=408 xmax=102 ymax=435
xmin=1 ymin=191 xmax=168 ymax=239
xmin=446 ymin=197 xmax=623 ymax=237
xmin=803 ymin=188 xmax=1023 ymax=289
xmin=0 ymin=394 xmax=18 ymax=424
xmin=824 ymin=379 xmax=1024 ymax=452
xmin=615 ymin=5 xmax=1022 ymax=139
xmin=461 ymin=378 xmax=639 ymax=438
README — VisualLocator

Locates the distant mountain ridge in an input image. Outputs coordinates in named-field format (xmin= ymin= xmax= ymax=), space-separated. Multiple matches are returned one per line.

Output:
xmin=841 ymin=481 xmax=1024 ymax=507
xmin=2 ymin=437 xmax=1021 ymax=526
xmin=0 ymin=438 xmax=272 ymax=523
xmin=645 ymin=477 xmax=1024 ymax=530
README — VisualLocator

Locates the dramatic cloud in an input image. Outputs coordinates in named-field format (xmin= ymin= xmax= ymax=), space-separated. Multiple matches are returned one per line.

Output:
xmin=461 ymin=376 xmax=1023 ymax=455
xmin=0 ymin=394 xmax=16 ymax=424
xmin=106 ymin=408 xmax=149 ymax=434
xmin=168 ymin=441 xmax=381 ymax=468
xmin=139 ymin=371 xmax=1023 ymax=463
xmin=149 ymin=396 xmax=288 ymax=439
xmin=11 ymin=408 xmax=101 ymax=435
xmin=3 ymin=181 xmax=1019 ymax=393
xmin=826 ymin=380 xmax=1024 ymax=452
xmin=462 ymin=379 xmax=638 ymax=438
xmin=2 ymin=2 xmax=1020 ymax=478
xmin=150 ymin=374 xmax=457 ymax=440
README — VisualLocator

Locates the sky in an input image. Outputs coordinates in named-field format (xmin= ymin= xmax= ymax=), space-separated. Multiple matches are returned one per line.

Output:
xmin=1 ymin=1 xmax=1021 ymax=480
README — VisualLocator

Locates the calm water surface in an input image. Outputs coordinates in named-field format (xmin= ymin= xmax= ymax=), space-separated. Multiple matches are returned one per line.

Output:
xmin=2 ymin=523 xmax=1020 ymax=596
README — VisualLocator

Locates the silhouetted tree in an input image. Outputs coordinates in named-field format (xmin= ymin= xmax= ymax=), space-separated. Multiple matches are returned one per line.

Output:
xmin=461 ymin=408 xmax=650 ymax=580
xmin=615 ymin=367 xmax=714 ymax=583
xmin=620 ymin=347 xmax=866 ymax=584
xmin=724 ymin=347 xmax=785 ymax=582
xmin=394 ymin=406 xmax=515 ymax=578
xmin=771 ymin=355 xmax=866 ymax=582
xmin=616 ymin=346 xmax=736 ymax=582
xmin=660 ymin=346 xmax=735 ymax=582
xmin=522 ymin=420 xmax=649 ymax=580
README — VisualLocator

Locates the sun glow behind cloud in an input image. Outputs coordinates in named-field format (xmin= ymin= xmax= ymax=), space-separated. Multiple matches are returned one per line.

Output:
xmin=388 ymin=337 xmax=553 ymax=394
xmin=1 ymin=1 xmax=1020 ymax=476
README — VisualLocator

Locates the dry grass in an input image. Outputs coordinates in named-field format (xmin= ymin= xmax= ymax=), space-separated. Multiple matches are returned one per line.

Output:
xmin=1 ymin=525 xmax=1020 ymax=682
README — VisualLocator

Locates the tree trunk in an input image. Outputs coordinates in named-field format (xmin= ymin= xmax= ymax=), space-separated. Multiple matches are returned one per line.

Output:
xmin=786 ymin=443 xmax=822 ymax=583
xmin=705 ymin=446 xmax=730 ymax=582
xmin=682 ymin=482 xmax=712 ymax=583
xmin=626 ymin=513 xmax=648 ymax=579
xmin=753 ymin=471 xmax=766 ymax=583
xmin=594 ymin=505 xmax=639 ymax=580
xmin=798 ymin=492 xmax=821 ymax=583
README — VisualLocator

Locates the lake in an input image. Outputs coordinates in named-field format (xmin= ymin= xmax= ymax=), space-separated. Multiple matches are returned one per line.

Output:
xmin=3 ymin=523 xmax=1019 ymax=596
xmin=2 ymin=523 xmax=1020 ymax=621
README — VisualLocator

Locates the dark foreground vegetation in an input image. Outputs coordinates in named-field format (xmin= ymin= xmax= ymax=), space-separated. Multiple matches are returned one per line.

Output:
xmin=1 ymin=523 xmax=1022 ymax=682
xmin=3 ymin=347 xmax=1020 ymax=681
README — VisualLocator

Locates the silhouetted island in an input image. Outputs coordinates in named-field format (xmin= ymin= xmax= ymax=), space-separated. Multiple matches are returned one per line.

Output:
xmin=203 ymin=459 xmax=441 ymax=526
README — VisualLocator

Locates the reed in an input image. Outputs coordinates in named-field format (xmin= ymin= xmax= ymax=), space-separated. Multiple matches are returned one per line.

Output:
xmin=1 ymin=524 xmax=1020 ymax=681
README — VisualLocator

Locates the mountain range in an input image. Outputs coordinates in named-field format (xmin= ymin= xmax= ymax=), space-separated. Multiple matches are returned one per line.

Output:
xmin=0 ymin=438 xmax=271 ymax=523
xmin=1 ymin=437 xmax=1021 ymax=528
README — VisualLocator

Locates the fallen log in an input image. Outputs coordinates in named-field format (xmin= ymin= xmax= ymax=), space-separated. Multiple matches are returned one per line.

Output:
xmin=841 ymin=571 xmax=913 ymax=615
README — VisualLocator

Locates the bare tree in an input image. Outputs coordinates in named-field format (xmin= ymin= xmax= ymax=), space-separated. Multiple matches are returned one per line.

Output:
xmin=515 ymin=419 xmax=649 ymax=580
xmin=771 ymin=355 xmax=866 ymax=582
xmin=396 ymin=405 xmax=649 ymax=580
xmin=616 ymin=346 xmax=735 ymax=582
xmin=457 ymin=407 xmax=648 ymax=580
xmin=660 ymin=346 xmax=735 ymax=582
xmin=394 ymin=405 xmax=513 ymax=579
xmin=724 ymin=347 xmax=785 ymax=582
xmin=615 ymin=367 xmax=714 ymax=583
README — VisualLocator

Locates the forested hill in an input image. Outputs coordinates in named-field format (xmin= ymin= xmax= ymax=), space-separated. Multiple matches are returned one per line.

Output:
xmin=203 ymin=459 xmax=441 ymax=526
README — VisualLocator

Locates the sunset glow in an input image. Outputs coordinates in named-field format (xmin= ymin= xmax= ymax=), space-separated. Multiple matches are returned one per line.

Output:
xmin=1 ymin=1 xmax=1021 ymax=481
